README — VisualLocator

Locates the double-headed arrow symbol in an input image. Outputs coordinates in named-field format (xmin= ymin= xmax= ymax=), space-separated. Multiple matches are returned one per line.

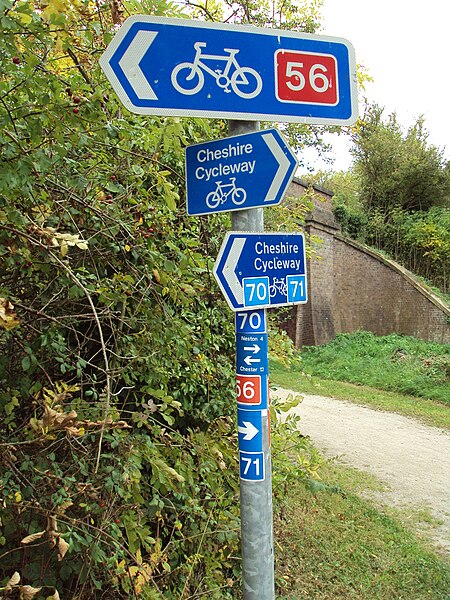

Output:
xmin=238 ymin=421 xmax=259 ymax=441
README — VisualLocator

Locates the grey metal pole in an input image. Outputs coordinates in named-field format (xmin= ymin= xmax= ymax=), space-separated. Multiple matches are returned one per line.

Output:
xmin=229 ymin=120 xmax=275 ymax=600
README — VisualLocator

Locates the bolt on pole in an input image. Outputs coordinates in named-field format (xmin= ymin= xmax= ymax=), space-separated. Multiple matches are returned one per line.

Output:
xmin=229 ymin=119 xmax=275 ymax=600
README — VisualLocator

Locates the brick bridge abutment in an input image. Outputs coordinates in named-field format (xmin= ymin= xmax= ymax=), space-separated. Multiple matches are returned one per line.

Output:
xmin=282 ymin=179 xmax=450 ymax=347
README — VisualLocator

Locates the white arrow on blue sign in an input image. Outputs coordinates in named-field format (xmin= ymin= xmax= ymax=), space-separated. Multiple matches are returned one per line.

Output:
xmin=214 ymin=232 xmax=307 ymax=311
xmin=185 ymin=129 xmax=297 ymax=215
xmin=99 ymin=16 xmax=358 ymax=124
xmin=237 ymin=408 xmax=263 ymax=452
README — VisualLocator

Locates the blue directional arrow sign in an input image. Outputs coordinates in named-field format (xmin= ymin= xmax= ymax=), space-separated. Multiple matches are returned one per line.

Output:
xmin=99 ymin=16 xmax=358 ymax=124
xmin=237 ymin=408 xmax=263 ymax=453
xmin=186 ymin=129 xmax=297 ymax=215
xmin=214 ymin=232 xmax=307 ymax=311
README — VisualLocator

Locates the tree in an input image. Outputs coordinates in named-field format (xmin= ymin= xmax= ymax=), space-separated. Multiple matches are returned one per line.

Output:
xmin=350 ymin=102 xmax=450 ymax=213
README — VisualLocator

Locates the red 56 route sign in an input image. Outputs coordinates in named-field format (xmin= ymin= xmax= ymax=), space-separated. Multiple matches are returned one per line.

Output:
xmin=236 ymin=375 xmax=262 ymax=405
xmin=275 ymin=50 xmax=338 ymax=105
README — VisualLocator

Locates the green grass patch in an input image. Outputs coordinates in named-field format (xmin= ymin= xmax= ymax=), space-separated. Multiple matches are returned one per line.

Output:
xmin=269 ymin=331 xmax=450 ymax=428
xmin=271 ymin=331 xmax=450 ymax=598
xmin=274 ymin=461 xmax=450 ymax=599
xmin=270 ymin=366 xmax=450 ymax=429
xmin=296 ymin=332 xmax=450 ymax=405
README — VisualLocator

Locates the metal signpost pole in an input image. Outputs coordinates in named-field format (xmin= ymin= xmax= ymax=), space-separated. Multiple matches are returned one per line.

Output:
xmin=229 ymin=120 xmax=274 ymax=599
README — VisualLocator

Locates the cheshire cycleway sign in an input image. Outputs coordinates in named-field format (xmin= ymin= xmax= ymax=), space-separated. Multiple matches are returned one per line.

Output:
xmin=99 ymin=15 xmax=358 ymax=124
xmin=214 ymin=232 xmax=308 ymax=311
xmin=185 ymin=129 xmax=297 ymax=215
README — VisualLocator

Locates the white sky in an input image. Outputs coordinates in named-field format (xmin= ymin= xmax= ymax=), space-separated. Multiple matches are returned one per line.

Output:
xmin=300 ymin=0 xmax=450 ymax=172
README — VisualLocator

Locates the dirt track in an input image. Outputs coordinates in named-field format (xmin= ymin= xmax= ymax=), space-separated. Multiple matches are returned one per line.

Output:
xmin=272 ymin=387 xmax=450 ymax=554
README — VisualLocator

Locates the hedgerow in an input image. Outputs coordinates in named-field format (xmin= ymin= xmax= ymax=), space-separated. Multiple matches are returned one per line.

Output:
xmin=0 ymin=1 xmax=322 ymax=597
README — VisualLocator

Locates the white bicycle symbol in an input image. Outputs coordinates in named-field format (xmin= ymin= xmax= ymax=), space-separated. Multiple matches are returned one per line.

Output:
xmin=206 ymin=178 xmax=247 ymax=209
xmin=269 ymin=277 xmax=287 ymax=297
xmin=171 ymin=42 xmax=263 ymax=99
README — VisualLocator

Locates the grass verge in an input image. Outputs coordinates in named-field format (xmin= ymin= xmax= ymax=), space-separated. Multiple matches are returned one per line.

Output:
xmin=274 ymin=460 xmax=450 ymax=599
xmin=271 ymin=331 xmax=449 ymax=597
xmin=297 ymin=332 xmax=450 ymax=406
xmin=270 ymin=364 xmax=450 ymax=430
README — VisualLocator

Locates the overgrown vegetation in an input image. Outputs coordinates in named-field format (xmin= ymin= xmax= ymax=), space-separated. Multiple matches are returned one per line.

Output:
xmin=295 ymin=331 xmax=450 ymax=406
xmin=0 ymin=0 xmax=324 ymax=597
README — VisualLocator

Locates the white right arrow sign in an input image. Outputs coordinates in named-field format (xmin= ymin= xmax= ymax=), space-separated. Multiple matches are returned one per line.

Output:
xmin=238 ymin=421 xmax=259 ymax=441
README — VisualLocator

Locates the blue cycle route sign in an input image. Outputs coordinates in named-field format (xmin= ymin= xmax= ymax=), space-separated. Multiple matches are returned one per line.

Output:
xmin=214 ymin=232 xmax=307 ymax=311
xmin=99 ymin=16 xmax=358 ymax=124
xmin=185 ymin=129 xmax=297 ymax=215
xmin=237 ymin=408 xmax=263 ymax=453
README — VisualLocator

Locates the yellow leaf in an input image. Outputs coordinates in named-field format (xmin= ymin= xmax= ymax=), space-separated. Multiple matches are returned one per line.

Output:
xmin=19 ymin=585 xmax=42 ymax=599
xmin=16 ymin=7 xmax=33 ymax=25
xmin=5 ymin=571 xmax=20 ymax=590
xmin=0 ymin=298 xmax=21 ymax=330
xmin=14 ymin=491 xmax=22 ymax=503
xmin=128 ymin=566 xmax=139 ymax=577
xmin=41 ymin=0 xmax=68 ymax=20
xmin=21 ymin=531 xmax=46 ymax=544
xmin=125 ymin=244 xmax=131 ymax=252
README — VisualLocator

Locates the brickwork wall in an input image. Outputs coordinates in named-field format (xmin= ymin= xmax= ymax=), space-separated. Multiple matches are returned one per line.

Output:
xmin=331 ymin=235 xmax=450 ymax=344
xmin=282 ymin=179 xmax=450 ymax=346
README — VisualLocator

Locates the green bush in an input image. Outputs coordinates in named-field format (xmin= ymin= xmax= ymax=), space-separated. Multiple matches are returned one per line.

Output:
xmin=0 ymin=2 xmax=322 ymax=597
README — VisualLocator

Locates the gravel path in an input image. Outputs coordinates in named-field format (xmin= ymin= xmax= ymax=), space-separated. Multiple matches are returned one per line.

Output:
xmin=272 ymin=387 xmax=450 ymax=554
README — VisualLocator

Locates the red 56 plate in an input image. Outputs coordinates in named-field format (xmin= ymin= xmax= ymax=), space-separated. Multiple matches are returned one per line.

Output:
xmin=275 ymin=49 xmax=338 ymax=105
